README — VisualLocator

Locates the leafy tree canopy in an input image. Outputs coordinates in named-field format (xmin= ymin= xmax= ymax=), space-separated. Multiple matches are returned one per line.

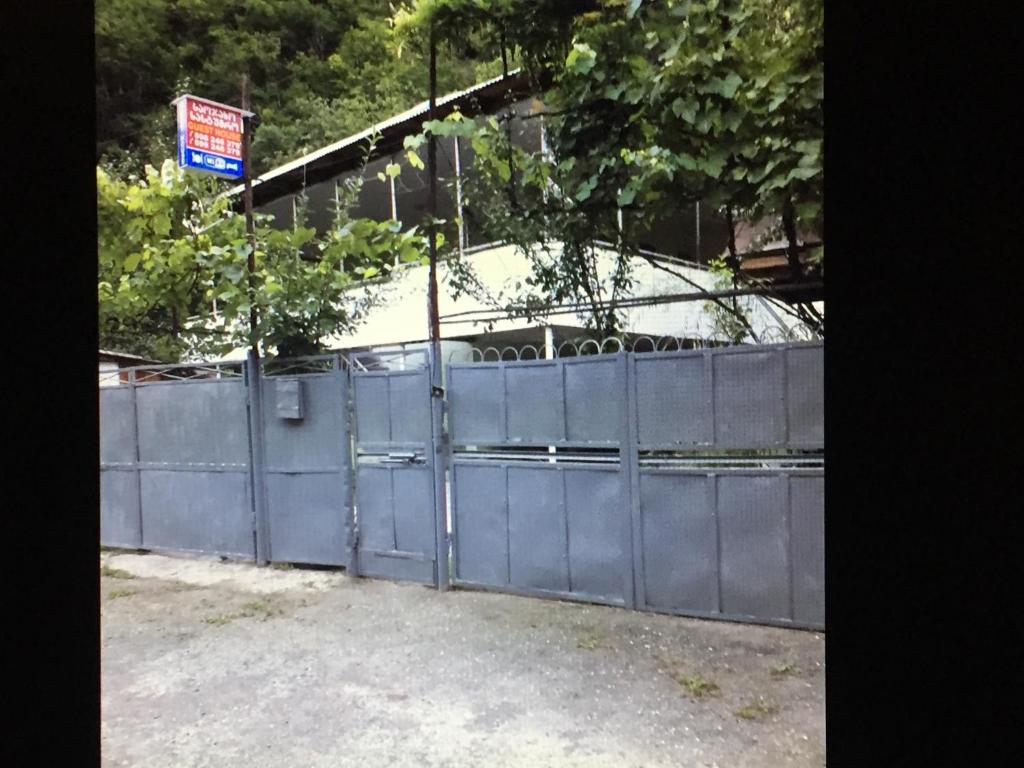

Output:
xmin=397 ymin=0 xmax=823 ymax=337
xmin=98 ymin=157 xmax=430 ymax=361
xmin=96 ymin=0 xmax=502 ymax=176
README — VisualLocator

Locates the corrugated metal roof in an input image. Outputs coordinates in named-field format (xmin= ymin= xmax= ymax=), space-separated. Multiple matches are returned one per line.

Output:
xmin=225 ymin=69 xmax=525 ymax=203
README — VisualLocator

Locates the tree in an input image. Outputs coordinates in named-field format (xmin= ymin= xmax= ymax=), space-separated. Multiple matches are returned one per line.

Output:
xmin=396 ymin=0 xmax=823 ymax=338
xmin=98 ymin=157 xmax=430 ymax=361
xmin=96 ymin=0 xmax=501 ymax=176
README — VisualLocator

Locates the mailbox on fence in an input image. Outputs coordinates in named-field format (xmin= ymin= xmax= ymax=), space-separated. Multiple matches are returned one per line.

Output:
xmin=275 ymin=379 xmax=304 ymax=420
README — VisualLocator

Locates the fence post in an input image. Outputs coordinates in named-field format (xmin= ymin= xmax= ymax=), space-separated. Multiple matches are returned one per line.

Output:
xmin=338 ymin=353 xmax=359 ymax=578
xmin=128 ymin=368 xmax=145 ymax=549
xmin=623 ymin=351 xmax=646 ymax=611
xmin=430 ymin=347 xmax=450 ymax=591
xmin=245 ymin=350 xmax=271 ymax=565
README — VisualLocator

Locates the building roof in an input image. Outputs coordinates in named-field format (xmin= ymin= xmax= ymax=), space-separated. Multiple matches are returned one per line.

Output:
xmin=226 ymin=70 xmax=531 ymax=209
xmin=98 ymin=349 xmax=164 ymax=365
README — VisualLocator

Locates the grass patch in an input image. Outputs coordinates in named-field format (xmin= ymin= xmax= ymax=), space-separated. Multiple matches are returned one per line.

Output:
xmin=675 ymin=674 xmax=719 ymax=698
xmin=108 ymin=588 xmax=137 ymax=600
xmin=771 ymin=661 xmax=800 ymax=676
xmin=577 ymin=633 xmax=603 ymax=650
xmin=202 ymin=598 xmax=284 ymax=626
xmin=270 ymin=562 xmax=294 ymax=570
xmin=100 ymin=564 xmax=136 ymax=579
xmin=734 ymin=696 xmax=779 ymax=720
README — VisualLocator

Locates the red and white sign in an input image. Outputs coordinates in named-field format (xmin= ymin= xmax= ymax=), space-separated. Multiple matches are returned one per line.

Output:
xmin=173 ymin=94 xmax=251 ymax=178
xmin=177 ymin=95 xmax=244 ymax=159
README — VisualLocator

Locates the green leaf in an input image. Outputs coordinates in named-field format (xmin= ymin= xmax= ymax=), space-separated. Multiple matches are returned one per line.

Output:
xmin=626 ymin=0 xmax=643 ymax=19
xmin=406 ymin=150 xmax=425 ymax=170
xmin=566 ymin=43 xmax=596 ymax=75
xmin=385 ymin=162 xmax=401 ymax=178
xmin=671 ymin=98 xmax=698 ymax=123
xmin=617 ymin=187 xmax=637 ymax=206
xmin=123 ymin=253 xmax=141 ymax=271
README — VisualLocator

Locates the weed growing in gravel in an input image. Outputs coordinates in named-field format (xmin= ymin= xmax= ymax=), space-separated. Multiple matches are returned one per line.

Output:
xmin=675 ymin=674 xmax=719 ymax=698
xmin=270 ymin=562 xmax=294 ymax=570
xmin=202 ymin=598 xmax=284 ymax=626
xmin=108 ymin=588 xmax=137 ymax=600
xmin=771 ymin=662 xmax=800 ymax=676
xmin=101 ymin=564 xmax=136 ymax=579
xmin=734 ymin=696 xmax=779 ymax=720
xmin=577 ymin=633 xmax=603 ymax=650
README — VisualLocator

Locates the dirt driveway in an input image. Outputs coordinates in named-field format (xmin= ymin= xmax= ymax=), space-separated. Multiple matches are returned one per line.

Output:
xmin=101 ymin=552 xmax=825 ymax=767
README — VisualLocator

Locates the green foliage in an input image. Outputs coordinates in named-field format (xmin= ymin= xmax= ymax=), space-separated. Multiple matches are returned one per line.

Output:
xmin=96 ymin=0 xmax=500 ymax=175
xmin=98 ymin=158 xmax=430 ymax=361
xmin=398 ymin=0 xmax=823 ymax=332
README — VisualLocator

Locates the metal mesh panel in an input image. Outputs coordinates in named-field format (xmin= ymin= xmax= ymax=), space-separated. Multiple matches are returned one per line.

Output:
xmin=564 ymin=467 xmax=625 ymax=602
xmin=564 ymin=358 xmax=623 ymax=444
xmin=452 ymin=463 xmax=509 ymax=586
xmin=639 ymin=472 xmax=718 ymax=613
xmin=635 ymin=354 xmax=711 ymax=447
xmin=713 ymin=351 xmax=786 ymax=448
xmin=140 ymin=470 xmax=253 ymax=557
xmin=99 ymin=388 xmax=136 ymax=465
xmin=786 ymin=346 xmax=825 ymax=448
xmin=716 ymin=474 xmax=790 ymax=620
xmin=448 ymin=366 xmax=504 ymax=444
xmin=505 ymin=363 xmax=565 ymax=443
xmin=790 ymin=475 xmax=825 ymax=625
xmin=136 ymin=381 xmax=250 ymax=466
xmin=507 ymin=466 xmax=569 ymax=591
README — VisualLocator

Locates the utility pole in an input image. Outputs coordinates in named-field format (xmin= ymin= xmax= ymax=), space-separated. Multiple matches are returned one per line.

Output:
xmin=241 ymin=74 xmax=258 ymax=355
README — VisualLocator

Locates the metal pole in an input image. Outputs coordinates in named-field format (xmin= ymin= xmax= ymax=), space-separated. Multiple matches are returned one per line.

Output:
xmin=427 ymin=25 xmax=450 ymax=591
xmin=246 ymin=350 xmax=271 ymax=565
xmin=241 ymin=74 xmax=258 ymax=355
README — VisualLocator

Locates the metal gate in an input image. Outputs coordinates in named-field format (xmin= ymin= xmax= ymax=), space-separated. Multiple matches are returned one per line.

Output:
xmin=447 ymin=342 xmax=825 ymax=629
xmin=99 ymin=365 xmax=256 ymax=558
xmin=447 ymin=354 xmax=633 ymax=607
xmin=257 ymin=356 xmax=352 ymax=567
xmin=350 ymin=351 xmax=442 ymax=585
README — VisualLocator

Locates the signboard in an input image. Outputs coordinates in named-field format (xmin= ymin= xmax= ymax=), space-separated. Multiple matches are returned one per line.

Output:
xmin=173 ymin=94 xmax=251 ymax=179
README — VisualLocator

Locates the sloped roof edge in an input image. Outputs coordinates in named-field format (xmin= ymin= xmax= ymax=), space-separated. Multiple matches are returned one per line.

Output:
xmin=226 ymin=70 xmax=531 ymax=208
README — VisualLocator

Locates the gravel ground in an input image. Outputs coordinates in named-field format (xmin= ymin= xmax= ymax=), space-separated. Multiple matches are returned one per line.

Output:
xmin=101 ymin=551 xmax=825 ymax=767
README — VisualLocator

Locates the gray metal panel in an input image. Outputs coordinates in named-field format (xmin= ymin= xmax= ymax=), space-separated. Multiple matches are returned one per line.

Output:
xmin=353 ymin=375 xmax=391 ymax=444
xmin=505 ymin=363 xmax=565 ymax=443
xmin=786 ymin=346 xmax=824 ymax=448
xmin=638 ymin=472 xmax=718 ymax=613
xmin=139 ymin=470 xmax=253 ymax=557
xmin=717 ymin=474 xmax=790 ymax=620
xmin=713 ymin=350 xmax=786 ymax=448
xmin=507 ymin=467 xmax=569 ymax=591
xmin=136 ymin=381 xmax=250 ymax=465
xmin=274 ymin=378 xmax=304 ymax=420
xmin=564 ymin=467 xmax=625 ymax=602
xmin=100 ymin=470 xmax=142 ymax=548
xmin=389 ymin=371 xmax=431 ymax=444
xmin=355 ymin=466 xmax=395 ymax=552
xmin=99 ymin=388 xmax=136 ymax=464
xmin=392 ymin=466 xmax=436 ymax=555
xmin=357 ymin=550 xmax=435 ymax=583
xmin=635 ymin=354 xmax=710 ymax=447
xmin=564 ymin=358 xmax=622 ymax=444
xmin=265 ymin=473 xmax=348 ymax=566
xmin=451 ymin=463 xmax=509 ymax=586
xmin=448 ymin=366 xmax=504 ymax=444
xmin=260 ymin=373 xmax=350 ymax=566
xmin=790 ymin=474 xmax=825 ymax=626
xmin=261 ymin=376 xmax=346 ymax=470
